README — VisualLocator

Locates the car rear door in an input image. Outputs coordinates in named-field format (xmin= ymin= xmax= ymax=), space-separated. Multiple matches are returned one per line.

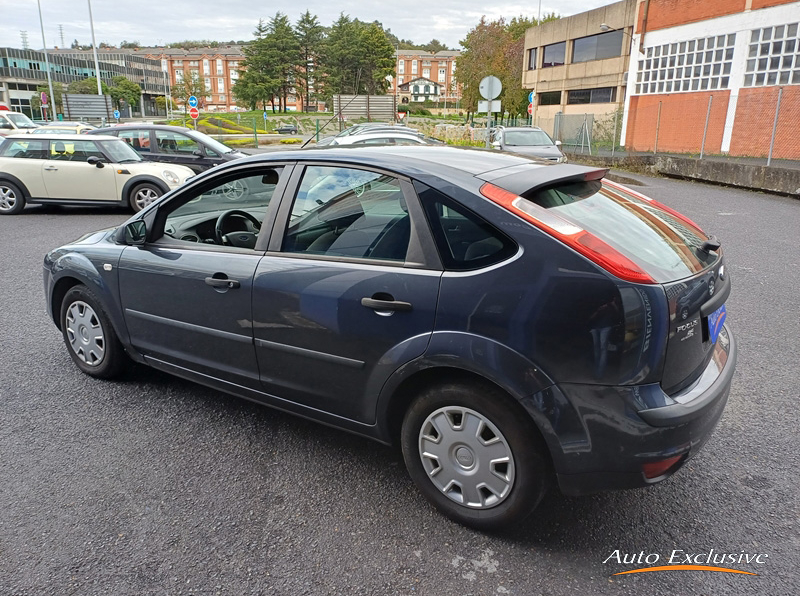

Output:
xmin=252 ymin=163 xmax=442 ymax=424
xmin=0 ymin=138 xmax=49 ymax=197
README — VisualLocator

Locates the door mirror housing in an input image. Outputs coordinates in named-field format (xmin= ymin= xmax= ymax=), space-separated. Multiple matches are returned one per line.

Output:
xmin=122 ymin=220 xmax=147 ymax=245
xmin=555 ymin=140 xmax=562 ymax=147
xmin=87 ymin=155 xmax=105 ymax=168
xmin=491 ymin=141 xmax=501 ymax=149
xmin=192 ymin=149 xmax=203 ymax=157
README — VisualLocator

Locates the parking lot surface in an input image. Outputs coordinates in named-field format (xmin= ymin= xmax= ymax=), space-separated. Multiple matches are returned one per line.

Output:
xmin=0 ymin=174 xmax=797 ymax=595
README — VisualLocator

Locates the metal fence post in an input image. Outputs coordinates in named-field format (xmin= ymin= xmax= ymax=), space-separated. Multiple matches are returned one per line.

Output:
xmin=611 ymin=110 xmax=618 ymax=158
xmin=700 ymin=95 xmax=713 ymax=159
xmin=767 ymin=87 xmax=783 ymax=166
xmin=654 ymin=101 xmax=662 ymax=155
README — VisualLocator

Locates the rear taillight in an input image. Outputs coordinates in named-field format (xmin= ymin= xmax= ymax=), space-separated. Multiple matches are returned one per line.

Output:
xmin=480 ymin=183 xmax=656 ymax=285
xmin=641 ymin=455 xmax=684 ymax=479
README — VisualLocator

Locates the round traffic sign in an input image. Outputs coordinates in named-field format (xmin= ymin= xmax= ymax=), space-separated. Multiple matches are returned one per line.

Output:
xmin=527 ymin=103 xmax=534 ymax=115
xmin=479 ymin=76 xmax=502 ymax=100
xmin=188 ymin=96 xmax=198 ymax=108
xmin=528 ymin=91 xmax=535 ymax=104
xmin=113 ymin=109 xmax=121 ymax=119
xmin=189 ymin=107 xmax=199 ymax=119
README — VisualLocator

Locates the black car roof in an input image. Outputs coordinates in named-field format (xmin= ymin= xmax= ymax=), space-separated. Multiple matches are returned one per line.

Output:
xmin=89 ymin=124 xmax=193 ymax=134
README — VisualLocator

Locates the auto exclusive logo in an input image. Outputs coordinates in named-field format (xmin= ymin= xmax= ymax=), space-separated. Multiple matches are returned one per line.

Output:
xmin=604 ymin=549 xmax=769 ymax=576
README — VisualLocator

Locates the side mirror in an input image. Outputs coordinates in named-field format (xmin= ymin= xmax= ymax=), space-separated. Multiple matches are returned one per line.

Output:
xmin=555 ymin=140 xmax=562 ymax=147
xmin=192 ymin=149 xmax=203 ymax=157
xmin=87 ymin=156 xmax=105 ymax=168
xmin=123 ymin=220 xmax=147 ymax=245
xmin=491 ymin=141 xmax=501 ymax=148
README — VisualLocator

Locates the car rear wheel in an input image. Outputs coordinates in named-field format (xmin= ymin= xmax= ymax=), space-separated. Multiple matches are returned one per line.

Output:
xmin=401 ymin=382 xmax=550 ymax=530
xmin=129 ymin=182 xmax=162 ymax=212
xmin=0 ymin=181 xmax=25 ymax=215
xmin=60 ymin=285 xmax=127 ymax=379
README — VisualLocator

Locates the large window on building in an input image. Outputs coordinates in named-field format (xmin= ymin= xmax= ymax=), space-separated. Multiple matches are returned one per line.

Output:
xmin=538 ymin=91 xmax=561 ymax=105
xmin=567 ymin=87 xmax=616 ymax=104
xmin=636 ymin=33 xmax=736 ymax=95
xmin=542 ymin=42 xmax=566 ymax=68
xmin=572 ymin=30 xmax=624 ymax=63
xmin=745 ymin=23 xmax=800 ymax=86
xmin=528 ymin=48 xmax=537 ymax=70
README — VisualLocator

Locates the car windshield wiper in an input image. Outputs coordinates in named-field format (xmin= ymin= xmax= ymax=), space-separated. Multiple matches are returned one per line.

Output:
xmin=117 ymin=158 xmax=141 ymax=163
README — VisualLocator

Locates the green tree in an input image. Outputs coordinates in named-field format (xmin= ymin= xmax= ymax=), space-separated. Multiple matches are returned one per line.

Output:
xmin=30 ymin=82 xmax=65 ymax=115
xmin=253 ymin=18 xmax=268 ymax=39
xmin=67 ymin=77 xmax=109 ymax=95
xmin=422 ymin=39 xmax=449 ymax=53
xmin=264 ymin=12 xmax=300 ymax=112
xmin=109 ymin=76 xmax=142 ymax=110
xmin=233 ymin=22 xmax=282 ymax=111
xmin=295 ymin=10 xmax=324 ymax=111
xmin=119 ymin=40 xmax=141 ymax=49
xmin=155 ymin=96 xmax=175 ymax=113
xmin=171 ymin=71 xmax=206 ymax=112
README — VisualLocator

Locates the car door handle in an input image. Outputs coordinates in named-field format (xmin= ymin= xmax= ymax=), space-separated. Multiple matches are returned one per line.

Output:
xmin=205 ymin=276 xmax=240 ymax=289
xmin=361 ymin=296 xmax=412 ymax=312
xmin=44 ymin=166 xmax=58 ymax=171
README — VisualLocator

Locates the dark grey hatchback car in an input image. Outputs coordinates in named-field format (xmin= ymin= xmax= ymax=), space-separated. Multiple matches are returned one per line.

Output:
xmin=44 ymin=146 xmax=736 ymax=530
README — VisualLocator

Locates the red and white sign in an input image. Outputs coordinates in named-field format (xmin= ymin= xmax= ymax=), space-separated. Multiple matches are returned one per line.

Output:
xmin=189 ymin=107 xmax=200 ymax=119
xmin=527 ymin=103 xmax=534 ymax=115
xmin=397 ymin=111 xmax=406 ymax=120
xmin=41 ymin=92 xmax=48 ymax=106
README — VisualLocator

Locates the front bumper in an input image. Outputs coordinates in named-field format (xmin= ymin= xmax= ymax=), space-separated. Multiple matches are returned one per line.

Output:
xmin=552 ymin=324 xmax=736 ymax=496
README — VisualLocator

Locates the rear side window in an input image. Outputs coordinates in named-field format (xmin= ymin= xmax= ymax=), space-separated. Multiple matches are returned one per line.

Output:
xmin=0 ymin=138 xmax=47 ymax=158
xmin=524 ymin=180 xmax=717 ymax=282
xmin=416 ymin=182 xmax=516 ymax=270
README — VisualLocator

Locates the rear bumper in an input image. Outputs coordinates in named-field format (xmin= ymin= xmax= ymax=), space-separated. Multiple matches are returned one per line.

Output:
xmin=553 ymin=324 xmax=736 ymax=496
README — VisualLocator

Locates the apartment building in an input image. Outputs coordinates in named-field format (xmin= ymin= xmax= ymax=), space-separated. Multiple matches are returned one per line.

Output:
xmin=392 ymin=50 xmax=462 ymax=104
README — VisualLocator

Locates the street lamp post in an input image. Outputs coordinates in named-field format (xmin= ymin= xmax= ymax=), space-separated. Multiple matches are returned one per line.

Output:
xmin=36 ymin=0 xmax=56 ymax=121
xmin=87 ymin=0 xmax=103 ymax=96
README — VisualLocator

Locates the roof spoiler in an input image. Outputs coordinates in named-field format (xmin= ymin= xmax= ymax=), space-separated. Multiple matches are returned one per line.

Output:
xmin=476 ymin=163 xmax=608 ymax=197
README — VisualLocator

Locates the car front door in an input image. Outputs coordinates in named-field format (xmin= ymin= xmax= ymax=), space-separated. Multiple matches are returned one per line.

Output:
xmin=252 ymin=164 xmax=442 ymax=424
xmin=42 ymin=139 xmax=118 ymax=201
xmin=154 ymin=130 xmax=205 ymax=172
xmin=117 ymin=129 xmax=159 ymax=163
xmin=117 ymin=164 xmax=291 ymax=387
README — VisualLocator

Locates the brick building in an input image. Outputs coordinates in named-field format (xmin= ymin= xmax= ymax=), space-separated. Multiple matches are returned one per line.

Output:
xmin=392 ymin=50 xmax=461 ymax=106
xmin=621 ymin=0 xmax=800 ymax=159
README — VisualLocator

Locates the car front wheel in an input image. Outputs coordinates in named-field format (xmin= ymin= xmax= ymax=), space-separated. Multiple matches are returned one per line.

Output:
xmin=401 ymin=382 xmax=550 ymax=530
xmin=129 ymin=182 xmax=162 ymax=212
xmin=60 ymin=285 xmax=127 ymax=379
xmin=0 ymin=180 xmax=26 ymax=215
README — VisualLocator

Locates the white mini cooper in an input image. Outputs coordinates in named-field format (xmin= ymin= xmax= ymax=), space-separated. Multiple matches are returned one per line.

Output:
xmin=0 ymin=133 xmax=194 ymax=214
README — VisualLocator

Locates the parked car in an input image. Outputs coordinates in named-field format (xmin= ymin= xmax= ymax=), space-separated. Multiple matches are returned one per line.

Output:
xmin=275 ymin=124 xmax=298 ymax=134
xmin=324 ymin=130 xmax=439 ymax=146
xmin=0 ymin=133 xmax=194 ymax=214
xmin=0 ymin=111 xmax=39 ymax=136
xmin=43 ymin=146 xmax=735 ymax=530
xmin=315 ymin=123 xmax=421 ymax=146
xmin=31 ymin=122 xmax=96 ymax=134
xmin=87 ymin=124 xmax=247 ymax=173
xmin=489 ymin=125 xmax=567 ymax=162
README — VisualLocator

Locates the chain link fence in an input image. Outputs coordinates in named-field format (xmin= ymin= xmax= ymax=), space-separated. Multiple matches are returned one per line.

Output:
xmin=536 ymin=88 xmax=799 ymax=166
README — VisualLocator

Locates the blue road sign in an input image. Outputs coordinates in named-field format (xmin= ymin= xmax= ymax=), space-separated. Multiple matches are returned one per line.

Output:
xmin=263 ymin=111 xmax=268 ymax=121
xmin=528 ymin=91 xmax=535 ymax=104
xmin=113 ymin=109 xmax=120 ymax=119
xmin=188 ymin=96 xmax=198 ymax=108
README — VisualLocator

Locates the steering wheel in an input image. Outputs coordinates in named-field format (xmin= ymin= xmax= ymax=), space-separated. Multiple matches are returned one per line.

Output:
xmin=214 ymin=209 xmax=261 ymax=248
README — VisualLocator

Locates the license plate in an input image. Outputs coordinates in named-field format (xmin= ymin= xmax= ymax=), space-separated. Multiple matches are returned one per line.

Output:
xmin=708 ymin=303 xmax=727 ymax=344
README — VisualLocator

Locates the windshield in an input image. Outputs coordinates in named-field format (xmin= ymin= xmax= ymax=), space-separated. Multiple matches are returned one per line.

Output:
xmin=99 ymin=139 xmax=142 ymax=163
xmin=525 ymin=181 xmax=717 ymax=282
xmin=504 ymin=130 xmax=555 ymax=146
xmin=6 ymin=113 xmax=38 ymax=129
xmin=186 ymin=130 xmax=237 ymax=154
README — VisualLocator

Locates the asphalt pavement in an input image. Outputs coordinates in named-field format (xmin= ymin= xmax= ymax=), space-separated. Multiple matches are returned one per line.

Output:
xmin=0 ymin=175 xmax=797 ymax=595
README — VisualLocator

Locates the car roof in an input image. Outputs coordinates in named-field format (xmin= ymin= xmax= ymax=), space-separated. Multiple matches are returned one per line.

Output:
xmin=229 ymin=145 xmax=548 ymax=178
xmin=90 ymin=124 xmax=193 ymax=134
xmin=3 ymin=133 xmax=118 ymax=140
xmin=498 ymin=126 xmax=546 ymax=132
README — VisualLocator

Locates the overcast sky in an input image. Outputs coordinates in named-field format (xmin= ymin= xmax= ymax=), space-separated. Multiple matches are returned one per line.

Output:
xmin=4 ymin=0 xmax=612 ymax=51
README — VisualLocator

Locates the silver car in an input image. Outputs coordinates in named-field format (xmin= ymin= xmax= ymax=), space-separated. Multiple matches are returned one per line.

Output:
xmin=490 ymin=126 xmax=566 ymax=162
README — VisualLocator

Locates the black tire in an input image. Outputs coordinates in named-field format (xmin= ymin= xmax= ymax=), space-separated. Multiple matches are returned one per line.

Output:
xmin=0 ymin=180 xmax=26 ymax=215
xmin=128 ymin=182 xmax=163 ymax=212
xmin=401 ymin=381 xmax=551 ymax=530
xmin=60 ymin=285 xmax=127 ymax=379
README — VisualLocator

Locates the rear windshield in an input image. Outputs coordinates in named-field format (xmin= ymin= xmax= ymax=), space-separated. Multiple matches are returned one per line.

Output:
xmin=504 ymin=130 xmax=555 ymax=146
xmin=524 ymin=181 xmax=717 ymax=282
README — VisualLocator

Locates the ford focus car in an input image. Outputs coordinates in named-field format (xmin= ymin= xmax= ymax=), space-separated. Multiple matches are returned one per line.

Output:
xmin=0 ymin=134 xmax=194 ymax=214
xmin=43 ymin=146 xmax=736 ymax=530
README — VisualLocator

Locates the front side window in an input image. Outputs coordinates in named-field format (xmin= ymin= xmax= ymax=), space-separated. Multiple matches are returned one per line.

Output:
xmin=155 ymin=130 xmax=200 ymax=155
xmin=0 ymin=138 xmax=47 ymax=158
xmin=282 ymin=166 xmax=410 ymax=263
xmin=542 ymin=42 xmax=566 ymax=68
xmin=162 ymin=169 xmax=282 ymax=247
xmin=100 ymin=139 xmax=143 ymax=163
xmin=118 ymin=129 xmax=152 ymax=153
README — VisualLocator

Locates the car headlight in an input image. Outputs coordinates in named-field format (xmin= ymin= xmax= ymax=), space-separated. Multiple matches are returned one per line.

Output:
xmin=558 ymin=155 xmax=568 ymax=163
xmin=162 ymin=170 xmax=180 ymax=185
